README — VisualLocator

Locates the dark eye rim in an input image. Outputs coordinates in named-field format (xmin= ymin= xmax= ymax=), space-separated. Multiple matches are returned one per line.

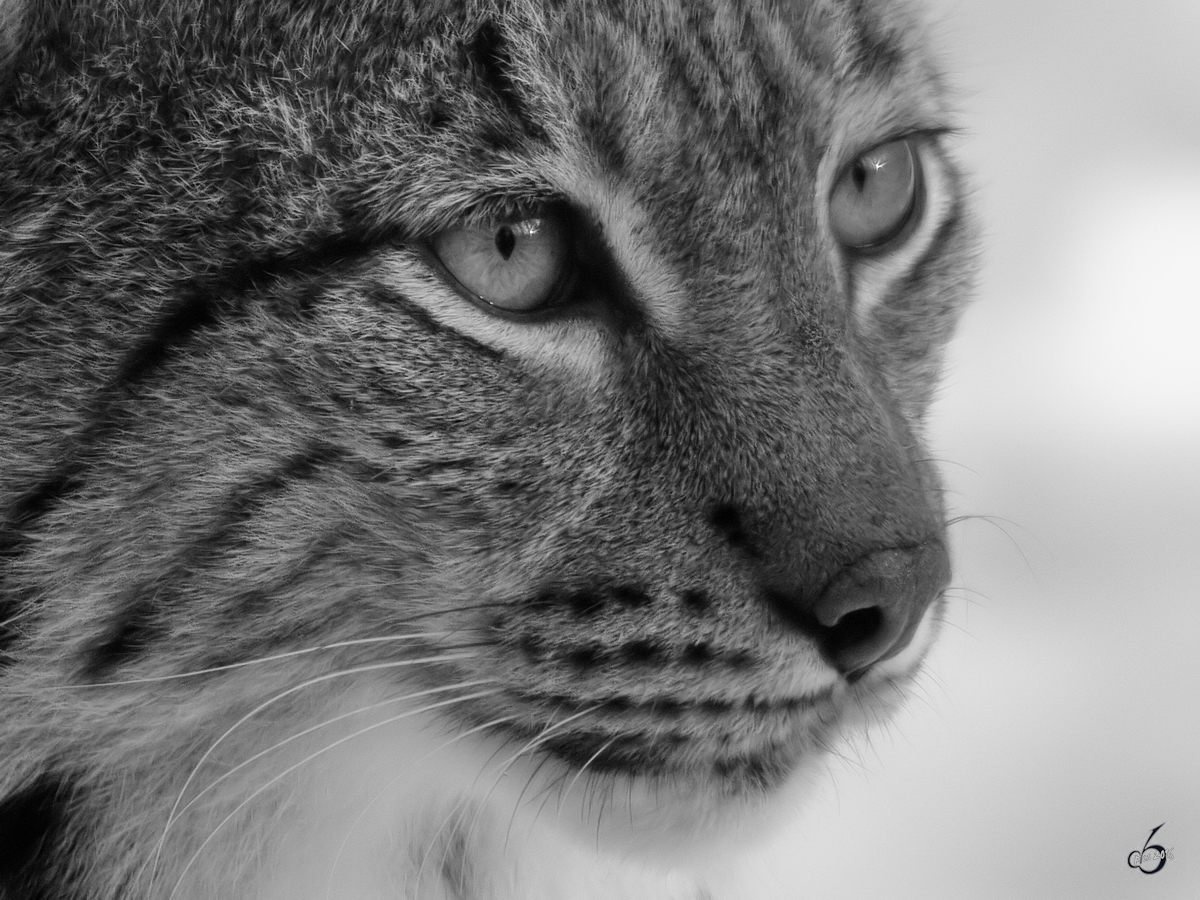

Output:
xmin=829 ymin=133 xmax=929 ymax=257
xmin=421 ymin=202 xmax=584 ymax=322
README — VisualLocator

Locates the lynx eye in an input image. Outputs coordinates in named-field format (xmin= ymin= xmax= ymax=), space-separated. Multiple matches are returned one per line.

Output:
xmin=829 ymin=138 xmax=920 ymax=251
xmin=431 ymin=214 xmax=569 ymax=313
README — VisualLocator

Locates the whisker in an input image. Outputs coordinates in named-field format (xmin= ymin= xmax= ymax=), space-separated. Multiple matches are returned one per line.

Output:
xmin=626 ymin=768 xmax=635 ymax=828
xmin=913 ymin=456 xmax=980 ymax=476
xmin=530 ymin=767 xmax=571 ymax=829
xmin=944 ymin=511 xmax=1027 ymax=534
xmin=161 ymin=679 xmax=496 ymax=865
xmin=554 ymin=734 xmax=619 ymax=829
xmin=593 ymin=774 xmax=614 ymax=850
xmin=323 ymin=712 xmax=519 ymax=900
xmin=945 ymin=512 xmax=1038 ymax=572
xmin=917 ymin=663 xmax=951 ymax=700
xmin=457 ymin=704 xmax=602 ymax=862
xmin=418 ymin=704 xmax=601 ymax=888
xmin=166 ymin=687 xmax=503 ymax=900
xmin=943 ymin=585 xmax=988 ymax=608
xmin=814 ymin=732 xmax=864 ymax=775
xmin=502 ymin=751 xmax=554 ymax=850
xmin=69 ymin=634 xmax=449 ymax=689
xmin=934 ymin=616 xmax=981 ymax=641
xmin=907 ymin=673 xmax=945 ymax=715
xmin=411 ymin=713 xmax=534 ymax=889
xmin=146 ymin=649 xmax=482 ymax=889
xmin=70 ymin=601 xmax=513 ymax=689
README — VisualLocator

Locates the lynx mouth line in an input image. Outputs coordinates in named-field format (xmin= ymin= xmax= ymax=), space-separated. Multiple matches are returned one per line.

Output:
xmin=483 ymin=685 xmax=853 ymax=780
xmin=509 ymin=686 xmax=839 ymax=718
xmin=500 ymin=722 xmax=811 ymax=787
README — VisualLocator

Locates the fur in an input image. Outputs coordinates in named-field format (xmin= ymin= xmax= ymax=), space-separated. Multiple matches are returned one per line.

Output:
xmin=0 ymin=0 xmax=974 ymax=897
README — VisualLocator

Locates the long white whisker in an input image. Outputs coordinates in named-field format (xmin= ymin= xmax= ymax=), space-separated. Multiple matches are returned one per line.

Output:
xmin=164 ymin=679 xmax=496 ymax=865
xmin=166 ymin=687 xmax=502 ymax=900
xmin=146 ymin=651 xmax=479 ymax=890
xmin=456 ymin=704 xmax=601 ymax=868
xmin=68 ymin=632 xmax=456 ymax=689
xmin=69 ymin=601 xmax=513 ymax=689
xmin=415 ymin=704 xmax=600 ymax=890
xmin=323 ymin=713 xmax=518 ymax=900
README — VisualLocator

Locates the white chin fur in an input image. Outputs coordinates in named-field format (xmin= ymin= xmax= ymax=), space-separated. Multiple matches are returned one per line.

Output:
xmin=239 ymin=606 xmax=940 ymax=900
xmin=237 ymin=686 xmax=831 ymax=900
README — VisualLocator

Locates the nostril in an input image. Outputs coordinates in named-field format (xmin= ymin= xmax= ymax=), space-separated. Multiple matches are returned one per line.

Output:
xmin=821 ymin=606 xmax=884 ymax=661
xmin=813 ymin=588 xmax=905 ymax=678
xmin=766 ymin=542 xmax=950 ymax=677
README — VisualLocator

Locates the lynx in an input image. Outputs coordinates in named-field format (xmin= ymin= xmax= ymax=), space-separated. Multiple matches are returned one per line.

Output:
xmin=0 ymin=0 xmax=973 ymax=897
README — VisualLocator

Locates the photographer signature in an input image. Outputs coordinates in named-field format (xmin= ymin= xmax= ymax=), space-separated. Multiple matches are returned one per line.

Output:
xmin=1128 ymin=823 xmax=1174 ymax=874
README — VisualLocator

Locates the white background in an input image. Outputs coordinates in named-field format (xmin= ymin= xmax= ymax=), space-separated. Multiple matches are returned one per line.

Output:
xmin=737 ymin=1 xmax=1200 ymax=897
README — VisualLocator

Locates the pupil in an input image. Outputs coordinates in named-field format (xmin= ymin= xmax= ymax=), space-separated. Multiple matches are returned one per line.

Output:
xmin=495 ymin=225 xmax=516 ymax=260
xmin=851 ymin=162 xmax=868 ymax=192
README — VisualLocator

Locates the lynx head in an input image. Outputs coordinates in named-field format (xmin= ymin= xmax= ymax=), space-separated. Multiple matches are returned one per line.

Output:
xmin=0 ymin=0 xmax=972 ymax=895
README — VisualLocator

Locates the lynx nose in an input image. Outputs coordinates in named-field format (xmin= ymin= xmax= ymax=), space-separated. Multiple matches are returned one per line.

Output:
xmin=768 ymin=543 xmax=950 ymax=677
xmin=813 ymin=543 xmax=949 ymax=676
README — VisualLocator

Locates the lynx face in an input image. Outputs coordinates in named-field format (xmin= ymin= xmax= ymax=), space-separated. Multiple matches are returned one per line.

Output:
xmin=0 ymin=0 xmax=972 ymax=897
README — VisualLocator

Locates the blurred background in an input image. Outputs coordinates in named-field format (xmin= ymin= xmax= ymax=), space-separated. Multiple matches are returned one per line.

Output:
xmin=735 ymin=1 xmax=1200 ymax=897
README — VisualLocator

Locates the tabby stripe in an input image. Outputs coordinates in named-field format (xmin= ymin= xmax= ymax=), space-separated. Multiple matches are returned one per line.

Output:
xmin=0 ymin=285 xmax=222 ymax=575
xmin=0 ymin=234 xmax=387 ymax=665
xmin=110 ymin=232 xmax=386 ymax=391
xmin=840 ymin=0 xmax=904 ymax=80
xmin=81 ymin=596 xmax=164 ymax=682
xmin=210 ymin=443 xmax=349 ymax=540
xmin=652 ymin=0 xmax=781 ymax=168
xmin=81 ymin=443 xmax=349 ymax=679
xmin=463 ymin=20 xmax=550 ymax=145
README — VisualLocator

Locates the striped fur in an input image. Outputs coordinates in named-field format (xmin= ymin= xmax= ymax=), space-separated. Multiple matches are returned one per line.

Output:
xmin=0 ymin=1 xmax=973 ymax=898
